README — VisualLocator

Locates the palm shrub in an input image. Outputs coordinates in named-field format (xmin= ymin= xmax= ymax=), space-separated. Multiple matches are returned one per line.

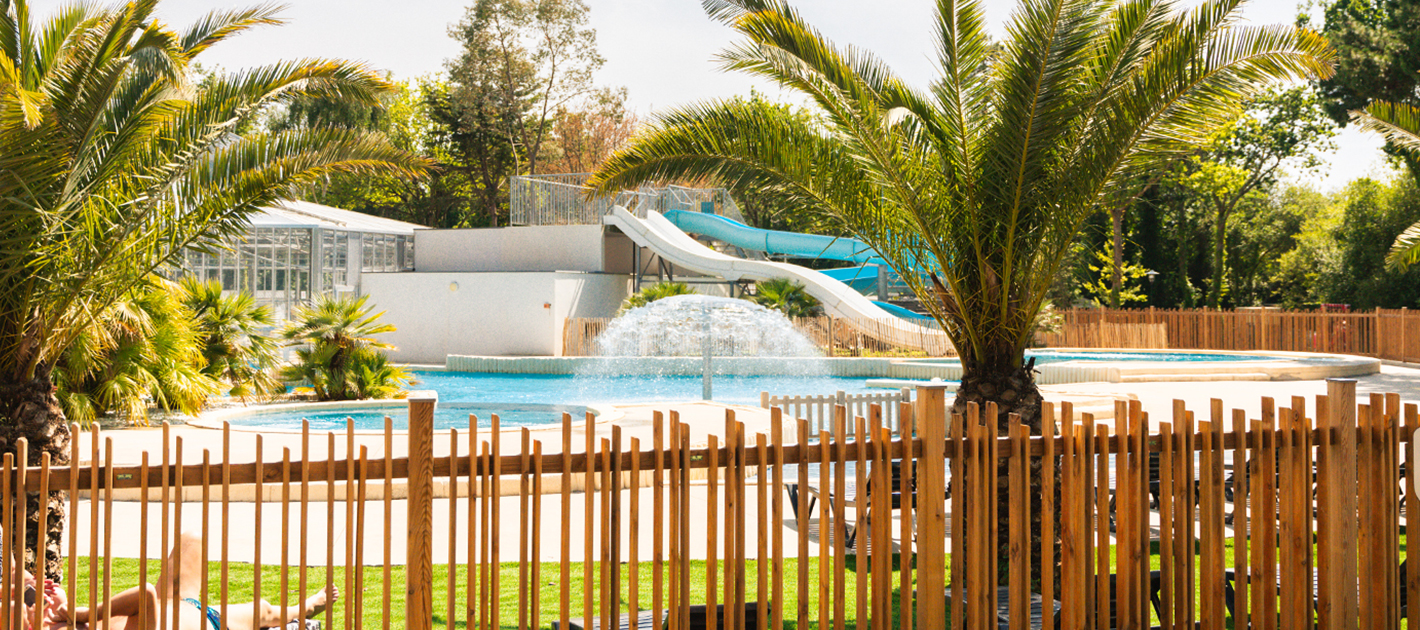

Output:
xmin=618 ymin=281 xmax=695 ymax=314
xmin=281 ymin=294 xmax=411 ymax=401
xmin=591 ymin=0 xmax=1333 ymax=579
xmin=178 ymin=278 xmax=283 ymax=401
xmin=748 ymin=278 xmax=821 ymax=318
xmin=52 ymin=279 xmax=220 ymax=428
xmin=0 ymin=0 xmax=427 ymax=577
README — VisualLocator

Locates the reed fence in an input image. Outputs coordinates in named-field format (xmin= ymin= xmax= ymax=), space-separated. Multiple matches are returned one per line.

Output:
xmin=0 ymin=381 xmax=1409 ymax=630
xmin=1043 ymin=307 xmax=1396 ymax=357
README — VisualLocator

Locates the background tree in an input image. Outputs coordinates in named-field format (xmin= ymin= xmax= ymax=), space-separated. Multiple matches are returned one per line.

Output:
xmin=592 ymin=0 xmax=1332 ymax=579
xmin=442 ymin=0 xmax=606 ymax=225
xmin=1175 ymin=86 xmax=1336 ymax=307
xmin=538 ymin=87 xmax=640 ymax=174
xmin=281 ymin=294 xmax=410 ymax=401
xmin=747 ymin=278 xmax=822 ymax=318
xmin=0 ymin=0 xmax=426 ymax=577
xmin=1316 ymin=0 xmax=1420 ymax=175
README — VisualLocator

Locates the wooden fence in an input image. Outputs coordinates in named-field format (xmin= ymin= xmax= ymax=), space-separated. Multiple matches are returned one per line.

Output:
xmin=1043 ymin=307 xmax=1394 ymax=357
xmin=0 ymin=381 xmax=1410 ymax=630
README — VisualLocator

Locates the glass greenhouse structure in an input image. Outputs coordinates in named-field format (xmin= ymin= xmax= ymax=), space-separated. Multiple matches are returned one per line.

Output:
xmin=176 ymin=201 xmax=421 ymax=320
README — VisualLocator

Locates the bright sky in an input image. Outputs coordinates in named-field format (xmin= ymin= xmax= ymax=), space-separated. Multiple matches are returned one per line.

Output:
xmin=63 ymin=0 xmax=1404 ymax=190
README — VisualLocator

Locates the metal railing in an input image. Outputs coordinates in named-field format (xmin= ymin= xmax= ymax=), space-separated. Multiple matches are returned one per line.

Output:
xmin=510 ymin=174 xmax=746 ymax=226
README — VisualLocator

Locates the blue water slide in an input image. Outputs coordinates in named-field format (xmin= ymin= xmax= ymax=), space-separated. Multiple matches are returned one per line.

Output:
xmin=662 ymin=209 xmax=890 ymax=266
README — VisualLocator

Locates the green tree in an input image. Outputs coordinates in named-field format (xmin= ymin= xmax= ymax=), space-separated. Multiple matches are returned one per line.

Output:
xmin=443 ymin=0 xmax=606 ymax=225
xmin=280 ymin=294 xmax=410 ymax=401
xmin=590 ymin=0 xmax=1332 ymax=579
xmin=748 ymin=278 xmax=822 ymax=318
xmin=178 ymin=278 xmax=282 ymax=401
xmin=1351 ymin=101 xmax=1420 ymax=268
xmin=1175 ymin=86 xmax=1336 ymax=307
xmin=0 ymin=0 xmax=426 ymax=577
xmin=1319 ymin=177 xmax=1420 ymax=307
xmin=1315 ymin=0 xmax=1420 ymax=174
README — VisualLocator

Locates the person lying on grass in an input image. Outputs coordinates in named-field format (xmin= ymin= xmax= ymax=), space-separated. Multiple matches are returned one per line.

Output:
xmin=13 ymin=532 xmax=338 ymax=630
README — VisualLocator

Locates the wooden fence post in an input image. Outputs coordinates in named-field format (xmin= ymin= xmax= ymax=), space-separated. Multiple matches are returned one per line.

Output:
xmin=1317 ymin=379 xmax=1358 ymax=630
xmin=916 ymin=383 xmax=951 ymax=630
xmin=406 ymin=391 xmax=438 ymax=630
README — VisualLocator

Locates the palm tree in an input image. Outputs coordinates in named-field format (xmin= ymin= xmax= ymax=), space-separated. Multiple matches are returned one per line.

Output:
xmin=1351 ymin=102 xmax=1420 ymax=270
xmin=281 ymin=294 xmax=405 ymax=401
xmin=179 ymin=277 xmax=282 ymax=401
xmin=52 ymin=278 xmax=220 ymax=428
xmin=0 ymin=0 xmax=427 ymax=577
xmin=749 ymin=278 xmax=821 ymax=318
xmin=619 ymin=281 xmax=696 ymax=314
xmin=591 ymin=0 xmax=1332 ymax=578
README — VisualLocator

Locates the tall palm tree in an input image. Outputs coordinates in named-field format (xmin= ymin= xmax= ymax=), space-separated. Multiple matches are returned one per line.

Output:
xmin=0 ymin=0 xmax=427 ymax=577
xmin=591 ymin=0 xmax=1332 ymax=578
xmin=1351 ymin=102 xmax=1420 ymax=270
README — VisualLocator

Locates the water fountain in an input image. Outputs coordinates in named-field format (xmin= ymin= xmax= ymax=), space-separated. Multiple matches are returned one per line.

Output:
xmin=592 ymin=294 xmax=825 ymax=399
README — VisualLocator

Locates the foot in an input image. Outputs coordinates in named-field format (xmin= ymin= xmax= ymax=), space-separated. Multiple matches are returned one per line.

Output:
xmin=304 ymin=585 xmax=339 ymax=618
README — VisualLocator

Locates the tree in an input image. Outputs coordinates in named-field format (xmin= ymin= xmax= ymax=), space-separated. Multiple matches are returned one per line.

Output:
xmin=590 ymin=0 xmax=1331 ymax=579
xmin=0 ymin=0 xmax=427 ymax=578
xmin=281 ymin=294 xmax=409 ymax=401
xmin=1352 ymin=101 xmax=1420 ymax=268
xmin=1175 ymin=86 xmax=1336 ymax=307
xmin=444 ymin=0 xmax=605 ymax=225
xmin=178 ymin=278 xmax=282 ymax=401
xmin=538 ymin=87 xmax=640 ymax=174
xmin=52 ymin=279 xmax=220 ymax=427
xmin=1315 ymin=0 xmax=1420 ymax=174
xmin=748 ymin=278 xmax=822 ymax=318
xmin=619 ymin=282 xmax=695 ymax=315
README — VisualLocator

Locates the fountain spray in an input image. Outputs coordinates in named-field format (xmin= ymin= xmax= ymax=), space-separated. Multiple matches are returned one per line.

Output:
xmin=702 ymin=299 xmax=712 ymax=400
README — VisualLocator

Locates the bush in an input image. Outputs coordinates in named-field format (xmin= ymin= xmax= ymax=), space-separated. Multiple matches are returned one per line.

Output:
xmin=748 ymin=278 xmax=822 ymax=318
xmin=280 ymin=295 xmax=411 ymax=401
xmin=618 ymin=282 xmax=695 ymax=315
xmin=178 ymin=278 xmax=282 ymax=401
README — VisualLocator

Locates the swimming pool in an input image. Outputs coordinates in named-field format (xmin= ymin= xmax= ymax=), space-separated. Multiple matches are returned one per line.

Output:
xmin=222 ymin=372 xmax=882 ymax=431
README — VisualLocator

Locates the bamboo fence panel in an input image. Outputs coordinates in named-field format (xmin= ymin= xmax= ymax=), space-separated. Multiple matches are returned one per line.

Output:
xmin=0 ymin=384 xmax=1408 ymax=628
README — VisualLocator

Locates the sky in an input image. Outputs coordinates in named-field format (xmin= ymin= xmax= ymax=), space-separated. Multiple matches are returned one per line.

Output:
xmin=55 ymin=0 xmax=1401 ymax=191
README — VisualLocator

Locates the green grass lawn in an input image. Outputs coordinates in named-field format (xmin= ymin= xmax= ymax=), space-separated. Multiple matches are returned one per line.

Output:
xmin=66 ymin=536 xmax=1405 ymax=629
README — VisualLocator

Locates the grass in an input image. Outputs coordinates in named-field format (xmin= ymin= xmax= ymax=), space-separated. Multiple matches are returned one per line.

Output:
xmin=67 ymin=535 xmax=1403 ymax=629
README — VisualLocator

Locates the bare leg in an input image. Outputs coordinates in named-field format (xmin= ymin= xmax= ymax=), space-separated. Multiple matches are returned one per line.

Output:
xmin=155 ymin=532 xmax=205 ymax=602
xmin=220 ymin=584 xmax=338 ymax=630
xmin=74 ymin=584 xmax=159 ymax=630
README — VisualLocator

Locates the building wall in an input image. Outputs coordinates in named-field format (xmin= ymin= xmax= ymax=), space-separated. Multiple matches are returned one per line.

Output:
xmin=362 ymin=271 xmax=630 ymax=362
xmin=414 ymin=225 xmax=606 ymax=273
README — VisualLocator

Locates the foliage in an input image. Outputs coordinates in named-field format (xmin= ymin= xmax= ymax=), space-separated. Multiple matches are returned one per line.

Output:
xmin=52 ymin=280 xmax=220 ymax=427
xmin=590 ymin=0 xmax=1333 ymax=399
xmin=270 ymin=78 xmax=482 ymax=229
xmin=177 ymin=278 xmax=282 ymax=401
xmin=280 ymin=295 xmax=410 ymax=401
xmin=1315 ymin=0 xmax=1420 ymax=174
xmin=618 ymin=282 xmax=695 ymax=315
xmin=1316 ymin=177 xmax=1420 ymax=308
xmin=1173 ymin=86 xmax=1336 ymax=307
xmin=442 ymin=0 xmax=606 ymax=225
xmin=747 ymin=278 xmax=822 ymax=318
xmin=1079 ymin=246 xmax=1150 ymax=308
xmin=1348 ymin=100 xmax=1420 ymax=269
xmin=537 ymin=87 xmax=640 ymax=174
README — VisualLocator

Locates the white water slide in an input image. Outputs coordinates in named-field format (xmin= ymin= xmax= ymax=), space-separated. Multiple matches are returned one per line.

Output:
xmin=605 ymin=206 xmax=953 ymax=355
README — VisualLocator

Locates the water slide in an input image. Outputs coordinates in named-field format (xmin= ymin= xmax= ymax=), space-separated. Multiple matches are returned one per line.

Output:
xmin=605 ymin=207 xmax=951 ymax=354
xmin=661 ymin=209 xmax=902 ymax=297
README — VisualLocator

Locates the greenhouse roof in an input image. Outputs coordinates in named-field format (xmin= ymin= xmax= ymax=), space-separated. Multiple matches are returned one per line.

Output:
xmin=247 ymin=200 xmax=424 ymax=234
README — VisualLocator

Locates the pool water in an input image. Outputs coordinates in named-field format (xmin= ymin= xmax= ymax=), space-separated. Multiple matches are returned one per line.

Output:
xmin=1025 ymin=350 xmax=1311 ymax=363
xmin=238 ymin=372 xmax=881 ymax=431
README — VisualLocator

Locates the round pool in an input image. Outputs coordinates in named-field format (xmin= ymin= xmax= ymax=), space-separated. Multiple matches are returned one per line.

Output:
xmin=211 ymin=373 xmax=881 ymax=432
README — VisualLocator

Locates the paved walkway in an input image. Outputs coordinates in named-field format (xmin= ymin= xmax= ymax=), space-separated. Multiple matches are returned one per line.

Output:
xmin=63 ymin=365 xmax=1420 ymax=563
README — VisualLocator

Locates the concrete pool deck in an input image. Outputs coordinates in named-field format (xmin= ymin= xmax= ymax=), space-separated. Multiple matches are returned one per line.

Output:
xmin=64 ymin=363 xmax=1420 ymax=563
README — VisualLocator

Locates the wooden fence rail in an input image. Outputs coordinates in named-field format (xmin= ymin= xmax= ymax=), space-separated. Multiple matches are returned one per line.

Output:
xmin=0 ymin=381 xmax=1408 ymax=630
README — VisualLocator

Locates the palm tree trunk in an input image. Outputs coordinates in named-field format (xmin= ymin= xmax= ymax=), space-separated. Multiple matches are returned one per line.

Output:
xmin=953 ymin=356 xmax=1051 ymax=585
xmin=0 ymin=365 xmax=72 ymax=581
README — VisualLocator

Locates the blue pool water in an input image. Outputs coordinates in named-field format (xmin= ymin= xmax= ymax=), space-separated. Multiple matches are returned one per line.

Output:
xmin=1025 ymin=350 xmax=1319 ymax=363
xmin=236 ymin=372 xmax=881 ymax=431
